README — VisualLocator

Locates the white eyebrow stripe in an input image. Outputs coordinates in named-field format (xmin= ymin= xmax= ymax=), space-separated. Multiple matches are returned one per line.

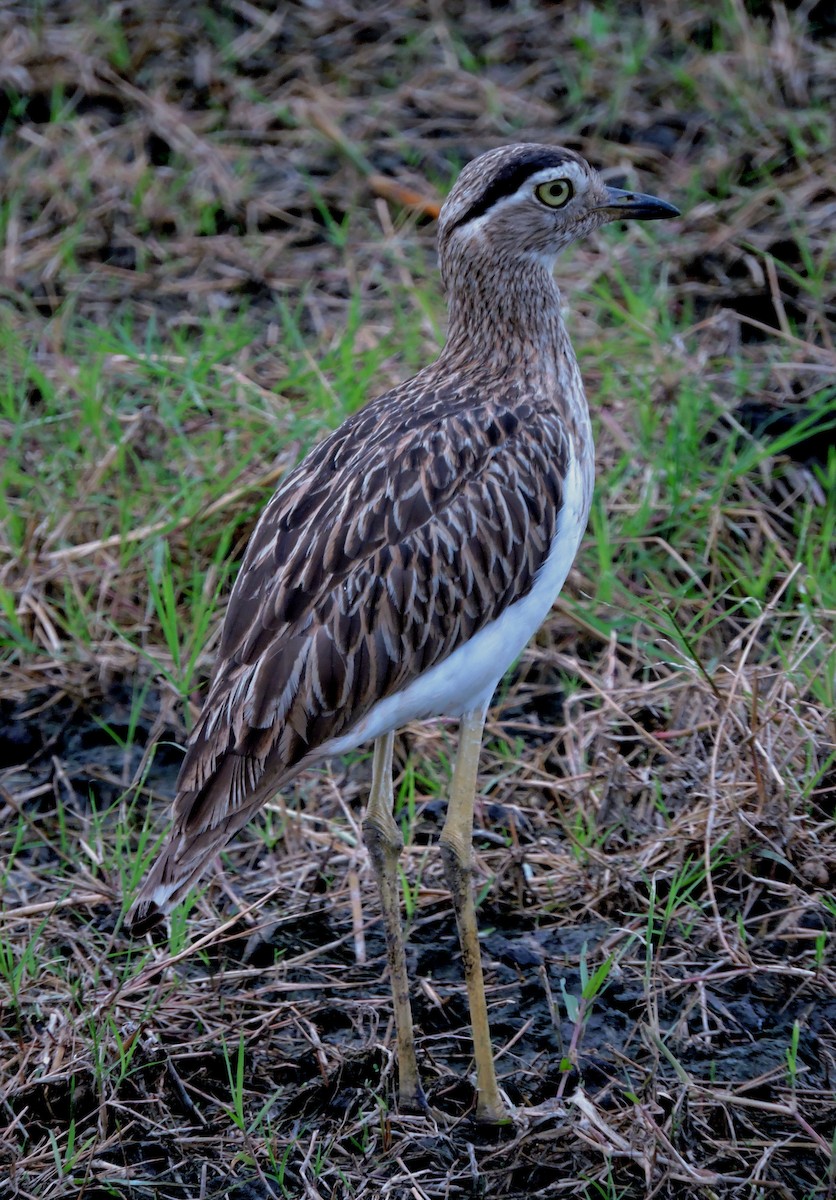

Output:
xmin=462 ymin=165 xmax=585 ymax=226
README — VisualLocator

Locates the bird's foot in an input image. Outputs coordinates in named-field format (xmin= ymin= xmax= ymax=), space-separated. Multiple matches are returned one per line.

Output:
xmin=475 ymin=1098 xmax=515 ymax=1126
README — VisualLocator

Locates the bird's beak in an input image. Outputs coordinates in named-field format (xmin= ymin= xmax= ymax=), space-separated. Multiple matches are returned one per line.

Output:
xmin=596 ymin=186 xmax=680 ymax=221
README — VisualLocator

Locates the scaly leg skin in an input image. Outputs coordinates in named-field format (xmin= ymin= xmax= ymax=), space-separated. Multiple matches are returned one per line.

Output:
xmin=439 ymin=705 xmax=513 ymax=1125
xmin=362 ymin=731 xmax=428 ymax=1113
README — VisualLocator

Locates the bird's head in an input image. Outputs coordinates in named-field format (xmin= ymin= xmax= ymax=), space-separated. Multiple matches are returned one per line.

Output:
xmin=437 ymin=143 xmax=679 ymax=285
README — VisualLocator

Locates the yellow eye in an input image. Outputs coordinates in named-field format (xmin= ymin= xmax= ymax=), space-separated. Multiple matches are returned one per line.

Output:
xmin=535 ymin=178 xmax=573 ymax=208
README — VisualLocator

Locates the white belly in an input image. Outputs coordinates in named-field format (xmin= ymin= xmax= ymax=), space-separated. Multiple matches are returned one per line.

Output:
xmin=323 ymin=448 xmax=592 ymax=756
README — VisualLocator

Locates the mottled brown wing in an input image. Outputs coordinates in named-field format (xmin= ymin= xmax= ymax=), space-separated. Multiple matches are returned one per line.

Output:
xmin=127 ymin=378 xmax=570 ymax=925
xmin=175 ymin=380 xmax=567 ymax=829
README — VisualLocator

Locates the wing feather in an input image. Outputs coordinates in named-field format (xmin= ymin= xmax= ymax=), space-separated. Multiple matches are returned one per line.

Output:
xmin=183 ymin=386 xmax=566 ymax=793
xmin=129 ymin=376 xmax=571 ymax=925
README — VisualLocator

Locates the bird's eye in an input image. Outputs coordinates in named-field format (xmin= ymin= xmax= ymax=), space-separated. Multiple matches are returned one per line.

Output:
xmin=535 ymin=179 xmax=573 ymax=208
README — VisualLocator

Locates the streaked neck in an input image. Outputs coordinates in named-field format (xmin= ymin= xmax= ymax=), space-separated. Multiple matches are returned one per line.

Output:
xmin=440 ymin=253 xmax=572 ymax=375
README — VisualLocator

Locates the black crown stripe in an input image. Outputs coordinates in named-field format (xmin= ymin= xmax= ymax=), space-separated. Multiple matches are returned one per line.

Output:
xmin=447 ymin=148 xmax=575 ymax=233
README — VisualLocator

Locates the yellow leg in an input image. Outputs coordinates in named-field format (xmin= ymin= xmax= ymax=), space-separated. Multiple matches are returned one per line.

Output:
xmin=362 ymin=731 xmax=427 ymax=1112
xmin=439 ymin=705 xmax=512 ymax=1125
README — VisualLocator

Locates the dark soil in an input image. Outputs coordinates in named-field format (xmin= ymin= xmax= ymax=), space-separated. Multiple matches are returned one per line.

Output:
xmin=3 ymin=684 xmax=835 ymax=1198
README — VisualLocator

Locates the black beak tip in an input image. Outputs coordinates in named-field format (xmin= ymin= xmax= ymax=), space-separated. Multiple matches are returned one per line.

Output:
xmin=601 ymin=187 xmax=681 ymax=221
xmin=642 ymin=197 xmax=681 ymax=221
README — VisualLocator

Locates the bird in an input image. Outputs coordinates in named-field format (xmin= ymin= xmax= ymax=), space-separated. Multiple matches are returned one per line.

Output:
xmin=127 ymin=143 xmax=678 ymax=1124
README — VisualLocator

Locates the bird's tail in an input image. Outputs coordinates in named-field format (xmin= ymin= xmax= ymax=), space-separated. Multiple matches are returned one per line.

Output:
xmin=126 ymin=831 xmax=221 ymax=935
xmin=125 ymin=751 xmax=278 ymax=936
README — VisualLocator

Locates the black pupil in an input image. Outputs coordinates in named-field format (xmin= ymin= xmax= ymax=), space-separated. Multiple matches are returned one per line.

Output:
xmin=541 ymin=181 xmax=568 ymax=203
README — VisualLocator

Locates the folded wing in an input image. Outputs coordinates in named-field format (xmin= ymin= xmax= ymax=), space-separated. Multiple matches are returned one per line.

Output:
xmin=128 ymin=378 xmax=568 ymax=927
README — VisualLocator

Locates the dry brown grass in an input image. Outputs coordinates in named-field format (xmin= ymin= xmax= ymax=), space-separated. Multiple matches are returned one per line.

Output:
xmin=1 ymin=2 xmax=834 ymax=1197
